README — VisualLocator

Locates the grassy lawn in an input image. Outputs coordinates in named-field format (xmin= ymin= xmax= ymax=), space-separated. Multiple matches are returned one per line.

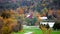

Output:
xmin=51 ymin=30 xmax=60 ymax=34
xmin=11 ymin=26 xmax=60 ymax=34
xmin=11 ymin=29 xmax=60 ymax=34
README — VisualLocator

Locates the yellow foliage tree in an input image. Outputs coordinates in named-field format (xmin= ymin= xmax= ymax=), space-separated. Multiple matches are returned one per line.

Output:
xmin=0 ymin=9 xmax=17 ymax=34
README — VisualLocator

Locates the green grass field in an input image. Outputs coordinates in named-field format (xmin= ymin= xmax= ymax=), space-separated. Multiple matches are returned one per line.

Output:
xmin=11 ymin=29 xmax=60 ymax=34
xmin=11 ymin=26 xmax=60 ymax=34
